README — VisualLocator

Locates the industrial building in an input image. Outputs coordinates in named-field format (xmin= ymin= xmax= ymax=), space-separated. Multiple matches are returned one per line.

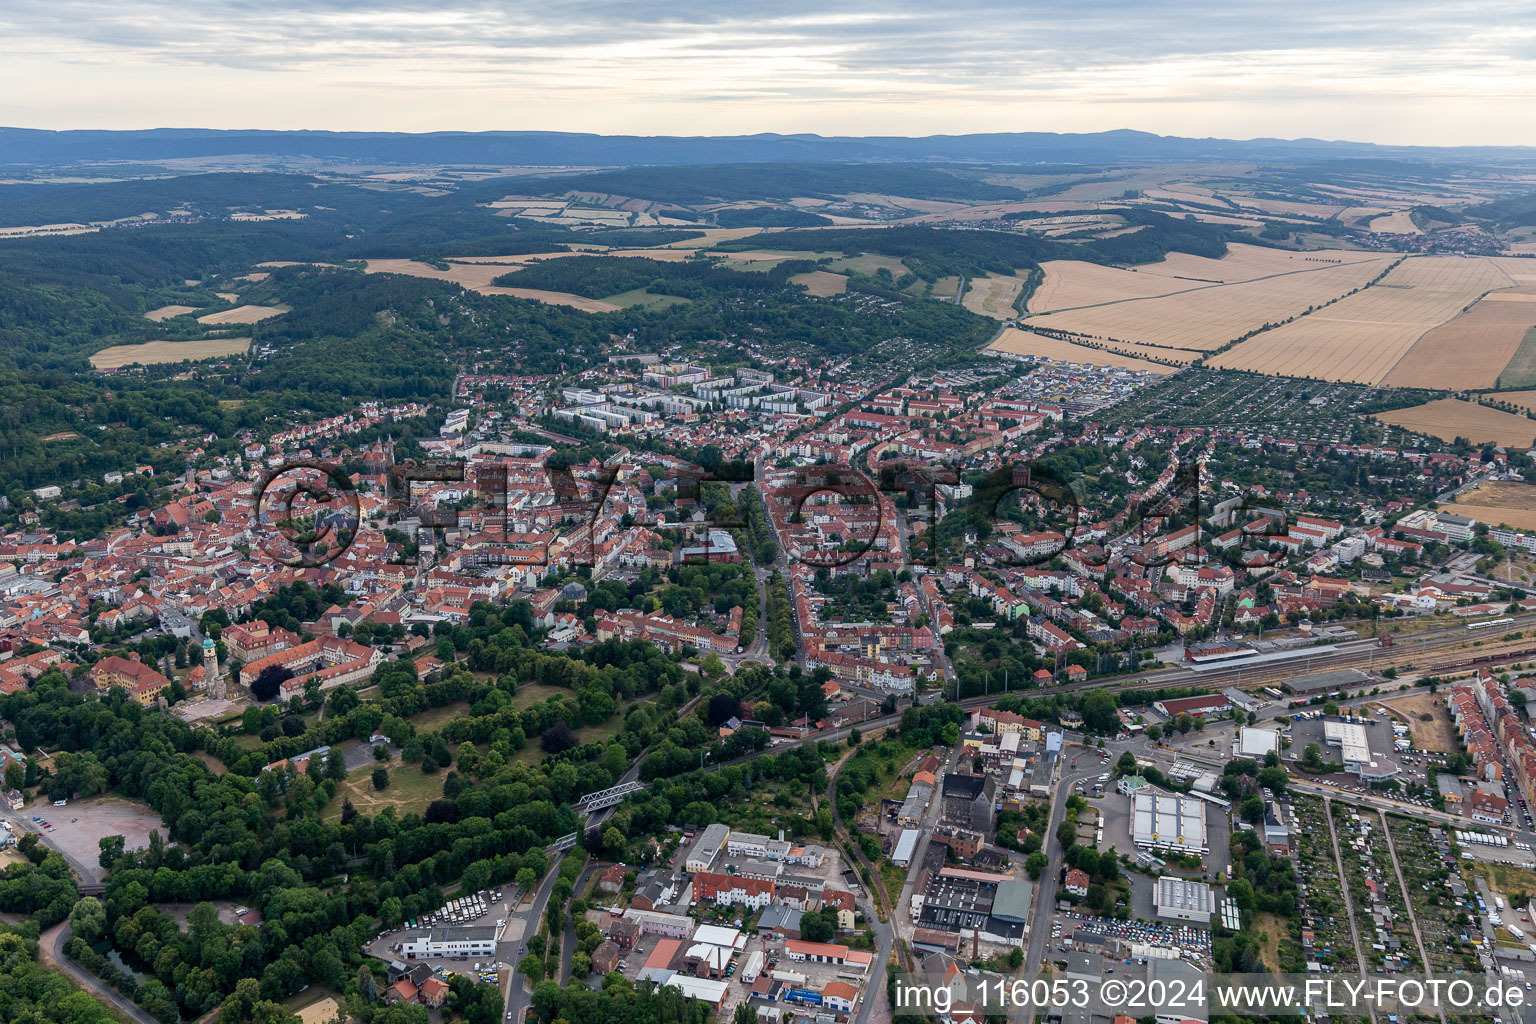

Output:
xmin=1152 ymin=876 xmax=1214 ymax=924
xmin=1131 ymin=788 xmax=1208 ymax=855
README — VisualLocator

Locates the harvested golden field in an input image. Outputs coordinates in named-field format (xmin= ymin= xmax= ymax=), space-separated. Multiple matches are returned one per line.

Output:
xmin=658 ymin=227 xmax=762 ymax=248
xmin=1026 ymin=256 xmax=1391 ymax=351
xmin=837 ymin=192 xmax=971 ymax=215
xmin=480 ymin=287 xmax=620 ymax=312
xmin=713 ymin=248 xmax=836 ymax=267
xmin=90 ymin=337 xmax=251 ymax=369
xmin=1494 ymin=258 xmax=1536 ymax=284
xmin=1135 ymin=244 xmax=1382 ymax=283
xmin=1231 ymin=196 xmax=1346 ymax=219
xmin=196 ymin=304 xmax=288 ymax=325
xmin=143 ymin=304 xmax=198 ymax=321
xmin=1028 ymin=261 xmax=1194 ymax=312
xmin=1452 ymin=481 xmax=1536 ymax=531
xmin=1210 ymin=256 xmax=1517 ymax=383
xmin=366 ymin=251 xmax=689 ymax=298
xmin=215 ymin=291 xmax=239 ymax=303
xmin=788 ymin=270 xmax=848 ymax=296
xmin=1481 ymin=389 xmax=1536 ymax=414
xmin=1375 ymin=398 xmax=1536 ymax=447
xmin=986 ymin=328 xmax=1175 ymax=374
xmin=1383 ymin=288 xmax=1536 ymax=390
xmin=960 ymin=273 xmax=1026 ymax=319
xmin=1029 ymin=246 xmax=1385 ymax=313
xmin=1369 ymin=210 xmax=1422 ymax=234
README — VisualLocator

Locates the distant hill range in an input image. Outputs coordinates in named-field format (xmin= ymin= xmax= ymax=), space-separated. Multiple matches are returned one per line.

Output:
xmin=2 ymin=127 xmax=1534 ymax=168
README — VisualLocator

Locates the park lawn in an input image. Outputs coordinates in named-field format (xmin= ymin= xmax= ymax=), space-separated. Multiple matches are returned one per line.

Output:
xmin=575 ymin=717 xmax=624 ymax=745
xmin=510 ymin=683 xmax=571 ymax=710
xmin=409 ymin=699 xmax=472 ymax=732
xmin=323 ymin=761 xmax=443 ymax=821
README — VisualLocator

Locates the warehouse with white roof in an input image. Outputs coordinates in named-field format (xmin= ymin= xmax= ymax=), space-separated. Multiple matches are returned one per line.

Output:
xmin=1131 ymin=788 xmax=1208 ymax=855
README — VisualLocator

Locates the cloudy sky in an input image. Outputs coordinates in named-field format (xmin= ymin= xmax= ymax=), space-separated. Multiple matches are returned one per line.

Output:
xmin=4 ymin=0 xmax=1536 ymax=144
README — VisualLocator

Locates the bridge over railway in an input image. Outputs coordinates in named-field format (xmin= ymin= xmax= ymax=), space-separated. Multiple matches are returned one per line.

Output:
xmin=573 ymin=780 xmax=646 ymax=816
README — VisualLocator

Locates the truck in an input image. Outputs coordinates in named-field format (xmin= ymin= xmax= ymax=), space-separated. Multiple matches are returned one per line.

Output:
xmin=1499 ymin=896 xmax=1507 ymax=911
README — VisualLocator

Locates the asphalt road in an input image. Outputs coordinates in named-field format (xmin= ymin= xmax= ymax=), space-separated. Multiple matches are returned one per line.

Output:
xmin=40 ymin=922 xmax=162 ymax=1024
xmin=559 ymin=861 xmax=601 ymax=984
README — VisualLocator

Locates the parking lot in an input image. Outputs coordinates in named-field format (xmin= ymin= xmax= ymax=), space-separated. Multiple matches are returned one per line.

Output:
xmin=2 ymin=794 xmax=166 ymax=883
xmin=1049 ymin=908 xmax=1213 ymax=968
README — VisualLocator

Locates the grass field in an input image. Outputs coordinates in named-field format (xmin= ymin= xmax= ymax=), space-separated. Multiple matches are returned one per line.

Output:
xmin=408 ymin=699 xmax=472 ymax=732
xmin=1452 ymin=481 xmax=1536 ymax=531
xmin=323 ymin=761 xmax=442 ymax=821
xmin=825 ymin=253 xmax=909 ymax=278
xmin=599 ymin=287 xmax=692 ymax=309
xmin=1385 ymin=288 xmax=1536 ymax=390
xmin=196 ymin=304 xmax=288 ymax=325
xmin=960 ymin=273 xmax=1025 ymax=319
xmin=1212 ymin=256 xmax=1518 ymax=384
xmin=90 ymin=337 xmax=251 ymax=369
xmin=143 ymin=304 xmax=198 ymax=321
xmin=1251 ymin=911 xmax=1288 ymax=973
xmin=986 ymin=328 xmax=1175 ymax=373
xmin=1375 ymin=398 xmax=1536 ymax=447
xmin=1496 ymin=328 xmax=1536 ymax=389
xmin=787 ymin=270 xmax=849 ymax=296
xmin=1027 ymin=254 xmax=1391 ymax=352
xmin=510 ymin=682 xmax=572 ymax=709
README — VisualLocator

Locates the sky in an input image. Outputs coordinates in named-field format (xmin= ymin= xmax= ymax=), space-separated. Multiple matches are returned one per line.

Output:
xmin=4 ymin=0 xmax=1536 ymax=145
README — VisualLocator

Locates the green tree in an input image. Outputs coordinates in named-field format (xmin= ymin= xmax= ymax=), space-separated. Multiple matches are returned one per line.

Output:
xmin=69 ymin=895 xmax=107 ymax=943
xmin=1025 ymin=851 xmax=1048 ymax=879
xmin=372 ymin=767 xmax=390 ymax=791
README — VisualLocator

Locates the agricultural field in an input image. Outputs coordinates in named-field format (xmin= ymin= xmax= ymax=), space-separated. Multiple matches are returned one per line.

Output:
xmin=1383 ymin=288 xmax=1536 ymax=390
xmin=985 ymin=328 xmax=1175 ymax=374
xmin=1025 ymin=254 xmax=1392 ymax=354
xmin=484 ymin=287 xmax=621 ymax=312
xmin=196 ymin=304 xmax=289 ymax=325
xmin=788 ymin=270 xmax=849 ymax=296
xmin=89 ymin=337 xmax=252 ymax=369
xmin=1375 ymin=398 xmax=1536 ymax=447
xmin=711 ymin=248 xmax=838 ymax=270
xmin=1211 ymin=256 xmax=1516 ymax=384
xmin=1451 ymin=480 xmax=1536 ymax=532
xmin=959 ymin=273 xmax=1026 ymax=319
xmin=1491 ymin=329 xmax=1536 ymax=389
xmin=1480 ymin=386 xmax=1536 ymax=414
xmin=1027 ymin=246 xmax=1384 ymax=315
xmin=143 ymin=304 xmax=198 ymax=321
xmin=1368 ymin=210 xmax=1422 ymax=234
